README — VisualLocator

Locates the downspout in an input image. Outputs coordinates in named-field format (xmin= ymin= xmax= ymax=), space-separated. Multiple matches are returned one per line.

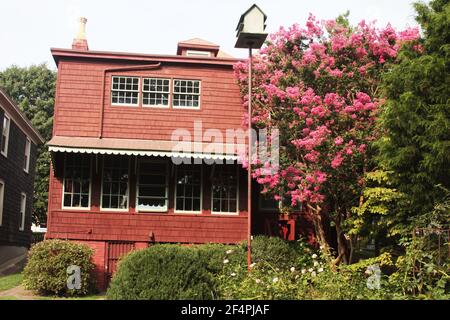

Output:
xmin=98 ymin=63 xmax=162 ymax=138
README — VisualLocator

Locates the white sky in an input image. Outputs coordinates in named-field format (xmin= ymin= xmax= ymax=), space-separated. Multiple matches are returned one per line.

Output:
xmin=0 ymin=0 xmax=425 ymax=71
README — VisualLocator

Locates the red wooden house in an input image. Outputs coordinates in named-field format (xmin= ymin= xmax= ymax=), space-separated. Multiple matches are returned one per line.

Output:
xmin=46 ymin=18 xmax=313 ymax=289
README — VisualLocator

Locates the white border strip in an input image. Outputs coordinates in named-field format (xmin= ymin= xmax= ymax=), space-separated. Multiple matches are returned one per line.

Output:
xmin=48 ymin=146 xmax=238 ymax=160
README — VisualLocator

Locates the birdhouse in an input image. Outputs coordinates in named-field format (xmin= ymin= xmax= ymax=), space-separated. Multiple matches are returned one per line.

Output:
xmin=235 ymin=4 xmax=268 ymax=49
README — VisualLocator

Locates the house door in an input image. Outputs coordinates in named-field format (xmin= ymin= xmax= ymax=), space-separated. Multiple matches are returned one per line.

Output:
xmin=105 ymin=241 xmax=135 ymax=285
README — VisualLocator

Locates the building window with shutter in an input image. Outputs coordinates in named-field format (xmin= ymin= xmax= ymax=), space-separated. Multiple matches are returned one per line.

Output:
xmin=137 ymin=160 xmax=168 ymax=212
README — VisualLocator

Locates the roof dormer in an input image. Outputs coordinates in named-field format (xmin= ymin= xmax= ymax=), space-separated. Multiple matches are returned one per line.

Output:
xmin=176 ymin=38 xmax=220 ymax=57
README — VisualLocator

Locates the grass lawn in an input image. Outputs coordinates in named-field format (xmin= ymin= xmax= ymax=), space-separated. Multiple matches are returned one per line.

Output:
xmin=0 ymin=273 xmax=23 ymax=292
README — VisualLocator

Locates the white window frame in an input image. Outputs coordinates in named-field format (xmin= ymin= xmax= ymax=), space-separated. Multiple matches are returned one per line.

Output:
xmin=186 ymin=50 xmax=211 ymax=57
xmin=61 ymin=154 xmax=92 ymax=211
xmin=0 ymin=180 xmax=4 ymax=226
xmin=23 ymin=137 xmax=31 ymax=173
xmin=211 ymin=164 xmax=239 ymax=216
xmin=174 ymin=164 xmax=203 ymax=214
xmin=1 ymin=114 xmax=10 ymax=157
xmin=136 ymin=159 xmax=169 ymax=213
xmin=111 ymin=76 xmax=140 ymax=107
xmin=142 ymin=77 xmax=171 ymax=108
xmin=19 ymin=192 xmax=26 ymax=231
xmin=100 ymin=157 xmax=130 ymax=212
xmin=172 ymin=79 xmax=201 ymax=110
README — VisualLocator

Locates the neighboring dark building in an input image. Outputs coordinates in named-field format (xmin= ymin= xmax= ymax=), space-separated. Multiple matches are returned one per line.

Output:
xmin=0 ymin=88 xmax=44 ymax=260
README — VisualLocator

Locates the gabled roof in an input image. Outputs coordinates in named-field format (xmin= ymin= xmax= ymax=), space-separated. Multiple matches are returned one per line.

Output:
xmin=236 ymin=4 xmax=267 ymax=31
xmin=176 ymin=38 xmax=220 ymax=56
xmin=0 ymin=88 xmax=45 ymax=145
xmin=178 ymin=38 xmax=219 ymax=47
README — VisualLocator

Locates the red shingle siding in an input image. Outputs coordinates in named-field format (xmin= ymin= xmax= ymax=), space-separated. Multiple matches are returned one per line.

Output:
xmin=54 ymin=60 xmax=244 ymax=140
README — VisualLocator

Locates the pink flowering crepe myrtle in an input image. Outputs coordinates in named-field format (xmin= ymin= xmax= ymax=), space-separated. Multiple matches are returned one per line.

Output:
xmin=234 ymin=14 xmax=420 ymax=262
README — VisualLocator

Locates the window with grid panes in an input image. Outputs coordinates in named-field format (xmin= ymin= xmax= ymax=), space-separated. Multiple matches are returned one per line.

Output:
xmin=137 ymin=161 xmax=168 ymax=212
xmin=63 ymin=154 xmax=91 ymax=208
xmin=142 ymin=78 xmax=170 ymax=107
xmin=111 ymin=76 xmax=139 ymax=105
xmin=175 ymin=165 xmax=201 ymax=212
xmin=101 ymin=157 xmax=129 ymax=210
xmin=211 ymin=165 xmax=238 ymax=214
xmin=173 ymin=79 xmax=200 ymax=108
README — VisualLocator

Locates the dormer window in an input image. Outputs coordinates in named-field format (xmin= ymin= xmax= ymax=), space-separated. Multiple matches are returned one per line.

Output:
xmin=173 ymin=80 xmax=201 ymax=108
xmin=111 ymin=76 xmax=139 ymax=106
xmin=186 ymin=50 xmax=211 ymax=57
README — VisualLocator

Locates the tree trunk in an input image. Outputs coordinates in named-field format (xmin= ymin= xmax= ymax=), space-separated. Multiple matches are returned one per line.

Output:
xmin=335 ymin=220 xmax=350 ymax=265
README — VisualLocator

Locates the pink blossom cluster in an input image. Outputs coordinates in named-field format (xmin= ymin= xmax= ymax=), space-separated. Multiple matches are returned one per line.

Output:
xmin=233 ymin=14 xmax=420 ymax=206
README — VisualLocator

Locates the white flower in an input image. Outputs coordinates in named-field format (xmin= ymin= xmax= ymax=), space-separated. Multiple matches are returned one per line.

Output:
xmin=226 ymin=249 xmax=233 ymax=254
xmin=250 ymin=263 xmax=256 ymax=268
xmin=312 ymin=254 xmax=318 ymax=259
xmin=313 ymin=261 xmax=319 ymax=267
xmin=230 ymin=272 xmax=236 ymax=277
xmin=308 ymin=268 xmax=314 ymax=273
xmin=272 ymin=277 xmax=279 ymax=283
xmin=255 ymin=279 xmax=261 ymax=284
xmin=301 ymin=269 xmax=307 ymax=274
xmin=311 ymin=271 xmax=317 ymax=277
xmin=295 ymin=275 xmax=300 ymax=279
xmin=318 ymin=267 xmax=324 ymax=273
xmin=290 ymin=267 xmax=295 ymax=272
xmin=319 ymin=245 xmax=324 ymax=250
xmin=275 ymin=268 xmax=280 ymax=271
xmin=223 ymin=259 xmax=229 ymax=264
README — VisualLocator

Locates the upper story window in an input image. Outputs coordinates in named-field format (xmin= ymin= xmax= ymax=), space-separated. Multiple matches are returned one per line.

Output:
xmin=1 ymin=114 xmax=10 ymax=157
xmin=62 ymin=154 xmax=91 ymax=209
xmin=111 ymin=76 xmax=139 ymax=106
xmin=142 ymin=78 xmax=170 ymax=107
xmin=173 ymin=80 xmax=201 ymax=109
xmin=23 ymin=137 xmax=31 ymax=173
xmin=186 ymin=50 xmax=211 ymax=57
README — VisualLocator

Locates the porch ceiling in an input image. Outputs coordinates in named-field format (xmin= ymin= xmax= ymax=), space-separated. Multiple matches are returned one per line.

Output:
xmin=48 ymin=136 xmax=244 ymax=160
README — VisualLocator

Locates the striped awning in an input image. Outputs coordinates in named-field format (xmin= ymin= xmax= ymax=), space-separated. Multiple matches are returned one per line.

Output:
xmin=48 ymin=136 xmax=244 ymax=161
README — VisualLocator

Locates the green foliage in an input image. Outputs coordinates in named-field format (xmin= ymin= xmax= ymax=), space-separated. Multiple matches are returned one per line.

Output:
xmin=0 ymin=64 xmax=56 ymax=226
xmin=349 ymin=171 xmax=406 ymax=237
xmin=389 ymin=237 xmax=449 ymax=299
xmin=106 ymin=244 xmax=225 ymax=300
xmin=378 ymin=0 xmax=450 ymax=235
xmin=22 ymin=240 xmax=94 ymax=296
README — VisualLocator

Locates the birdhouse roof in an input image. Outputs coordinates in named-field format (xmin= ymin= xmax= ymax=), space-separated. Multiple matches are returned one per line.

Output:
xmin=236 ymin=4 xmax=267 ymax=31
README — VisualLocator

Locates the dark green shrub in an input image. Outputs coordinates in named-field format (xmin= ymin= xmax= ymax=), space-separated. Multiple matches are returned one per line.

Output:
xmin=107 ymin=244 xmax=222 ymax=300
xmin=241 ymin=235 xmax=314 ymax=270
xmin=23 ymin=239 xmax=94 ymax=296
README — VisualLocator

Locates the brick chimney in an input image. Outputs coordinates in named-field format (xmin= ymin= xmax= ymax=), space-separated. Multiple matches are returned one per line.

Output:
xmin=72 ymin=17 xmax=89 ymax=51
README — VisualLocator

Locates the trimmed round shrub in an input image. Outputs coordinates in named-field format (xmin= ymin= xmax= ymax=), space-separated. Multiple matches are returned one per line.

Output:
xmin=107 ymin=244 xmax=222 ymax=300
xmin=23 ymin=239 xmax=95 ymax=296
